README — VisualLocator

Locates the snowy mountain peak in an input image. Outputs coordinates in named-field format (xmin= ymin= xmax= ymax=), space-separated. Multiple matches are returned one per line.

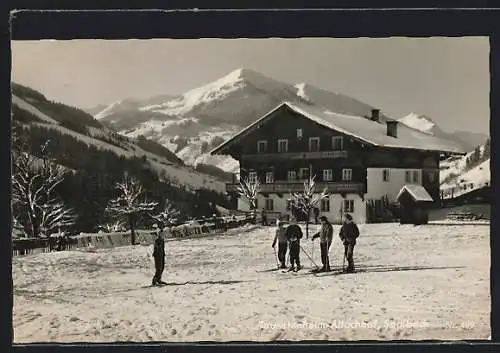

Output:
xmin=139 ymin=69 xmax=251 ymax=116
xmin=399 ymin=113 xmax=437 ymax=134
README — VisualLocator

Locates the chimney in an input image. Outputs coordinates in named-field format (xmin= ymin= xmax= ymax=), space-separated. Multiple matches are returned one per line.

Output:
xmin=386 ymin=120 xmax=398 ymax=138
xmin=370 ymin=109 xmax=380 ymax=122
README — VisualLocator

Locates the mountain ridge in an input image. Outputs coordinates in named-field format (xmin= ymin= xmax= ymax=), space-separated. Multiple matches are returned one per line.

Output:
xmin=89 ymin=68 xmax=488 ymax=174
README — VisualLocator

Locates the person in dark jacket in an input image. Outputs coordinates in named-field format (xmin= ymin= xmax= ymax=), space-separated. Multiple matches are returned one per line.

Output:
xmin=339 ymin=214 xmax=360 ymax=273
xmin=285 ymin=217 xmax=303 ymax=272
xmin=311 ymin=216 xmax=334 ymax=272
xmin=272 ymin=220 xmax=288 ymax=269
xmin=152 ymin=223 xmax=167 ymax=285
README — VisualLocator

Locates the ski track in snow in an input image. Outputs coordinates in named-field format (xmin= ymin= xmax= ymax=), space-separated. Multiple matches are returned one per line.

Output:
xmin=13 ymin=223 xmax=490 ymax=342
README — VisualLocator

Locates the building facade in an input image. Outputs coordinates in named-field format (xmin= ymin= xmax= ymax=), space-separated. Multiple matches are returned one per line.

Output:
xmin=211 ymin=102 xmax=464 ymax=223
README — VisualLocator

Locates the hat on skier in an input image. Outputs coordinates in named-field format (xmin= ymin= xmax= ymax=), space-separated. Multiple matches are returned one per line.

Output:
xmin=319 ymin=216 xmax=328 ymax=222
xmin=345 ymin=214 xmax=353 ymax=221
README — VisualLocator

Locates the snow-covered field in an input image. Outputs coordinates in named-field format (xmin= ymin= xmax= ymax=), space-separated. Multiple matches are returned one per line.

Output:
xmin=13 ymin=223 xmax=490 ymax=342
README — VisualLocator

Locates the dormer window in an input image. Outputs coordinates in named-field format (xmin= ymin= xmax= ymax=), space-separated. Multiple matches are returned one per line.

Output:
xmin=309 ymin=137 xmax=320 ymax=152
xmin=257 ymin=140 xmax=268 ymax=153
xmin=332 ymin=136 xmax=344 ymax=150
xmin=277 ymin=139 xmax=288 ymax=153
xmin=297 ymin=128 xmax=303 ymax=139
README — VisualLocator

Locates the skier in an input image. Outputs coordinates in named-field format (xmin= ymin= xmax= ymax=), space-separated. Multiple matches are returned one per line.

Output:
xmin=152 ymin=222 xmax=167 ymax=286
xmin=311 ymin=215 xmax=334 ymax=272
xmin=313 ymin=207 xmax=320 ymax=224
xmin=272 ymin=220 xmax=288 ymax=269
xmin=339 ymin=214 xmax=360 ymax=273
xmin=285 ymin=217 xmax=303 ymax=272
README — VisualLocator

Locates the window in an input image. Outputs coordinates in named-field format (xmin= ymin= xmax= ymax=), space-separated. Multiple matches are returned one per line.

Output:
xmin=382 ymin=169 xmax=390 ymax=182
xmin=257 ymin=140 xmax=268 ymax=153
xmin=309 ymin=137 xmax=320 ymax=152
xmin=297 ymin=129 xmax=303 ymax=139
xmin=265 ymin=172 xmax=274 ymax=184
xmin=323 ymin=169 xmax=333 ymax=181
xmin=343 ymin=199 xmax=354 ymax=213
xmin=342 ymin=168 xmax=353 ymax=181
xmin=248 ymin=171 xmax=258 ymax=184
xmin=287 ymin=170 xmax=297 ymax=181
xmin=265 ymin=198 xmax=274 ymax=211
xmin=321 ymin=198 xmax=330 ymax=212
xmin=300 ymin=168 xmax=310 ymax=180
xmin=412 ymin=170 xmax=419 ymax=183
xmin=332 ymin=136 xmax=344 ymax=150
xmin=405 ymin=170 xmax=412 ymax=183
xmin=277 ymin=139 xmax=288 ymax=153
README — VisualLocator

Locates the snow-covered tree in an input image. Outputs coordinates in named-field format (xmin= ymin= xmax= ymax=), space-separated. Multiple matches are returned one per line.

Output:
xmin=11 ymin=136 xmax=76 ymax=238
xmin=105 ymin=174 xmax=158 ymax=245
xmin=236 ymin=176 xmax=260 ymax=211
xmin=151 ymin=199 xmax=180 ymax=227
xmin=289 ymin=175 xmax=329 ymax=239
xmin=98 ymin=219 xmax=126 ymax=233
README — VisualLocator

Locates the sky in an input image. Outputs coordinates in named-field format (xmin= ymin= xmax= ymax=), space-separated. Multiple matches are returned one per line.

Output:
xmin=11 ymin=37 xmax=490 ymax=134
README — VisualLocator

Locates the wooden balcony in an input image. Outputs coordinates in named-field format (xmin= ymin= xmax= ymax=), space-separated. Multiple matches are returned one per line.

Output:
xmin=226 ymin=181 xmax=365 ymax=194
xmin=241 ymin=150 xmax=348 ymax=161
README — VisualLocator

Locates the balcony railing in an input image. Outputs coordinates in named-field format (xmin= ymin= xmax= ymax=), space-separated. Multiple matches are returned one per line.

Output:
xmin=226 ymin=181 xmax=365 ymax=194
xmin=241 ymin=150 xmax=348 ymax=161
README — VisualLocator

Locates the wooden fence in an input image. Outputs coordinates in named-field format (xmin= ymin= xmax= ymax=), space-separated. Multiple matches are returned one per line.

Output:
xmin=13 ymin=214 xmax=255 ymax=256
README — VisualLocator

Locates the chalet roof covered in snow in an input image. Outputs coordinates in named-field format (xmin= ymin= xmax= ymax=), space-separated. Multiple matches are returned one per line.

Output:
xmin=396 ymin=184 xmax=434 ymax=203
xmin=211 ymin=101 xmax=466 ymax=155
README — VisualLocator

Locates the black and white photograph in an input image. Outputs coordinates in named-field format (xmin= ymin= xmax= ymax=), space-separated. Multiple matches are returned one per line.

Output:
xmin=10 ymin=37 xmax=490 ymax=342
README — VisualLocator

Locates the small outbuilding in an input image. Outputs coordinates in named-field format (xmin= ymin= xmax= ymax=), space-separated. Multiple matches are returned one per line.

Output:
xmin=396 ymin=184 xmax=434 ymax=225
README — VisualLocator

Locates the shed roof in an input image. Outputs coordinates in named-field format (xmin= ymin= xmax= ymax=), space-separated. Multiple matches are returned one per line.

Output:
xmin=396 ymin=184 xmax=434 ymax=203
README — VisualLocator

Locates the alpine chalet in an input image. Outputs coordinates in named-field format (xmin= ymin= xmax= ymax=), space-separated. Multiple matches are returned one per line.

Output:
xmin=210 ymin=101 xmax=465 ymax=223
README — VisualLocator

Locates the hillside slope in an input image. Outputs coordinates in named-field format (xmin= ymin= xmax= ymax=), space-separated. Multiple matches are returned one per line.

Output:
xmin=11 ymin=83 xmax=226 ymax=193
xmin=439 ymin=139 xmax=490 ymax=198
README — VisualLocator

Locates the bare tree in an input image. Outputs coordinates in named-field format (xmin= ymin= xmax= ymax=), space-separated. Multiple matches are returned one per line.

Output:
xmin=11 ymin=137 xmax=76 ymax=238
xmin=151 ymin=199 xmax=180 ymax=226
xmin=289 ymin=175 xmax=329 ymax=239
xmin=106 ymin=174 xmax=158 ymax=245
xmin=236 ymin=176 xmax=260 ymax=211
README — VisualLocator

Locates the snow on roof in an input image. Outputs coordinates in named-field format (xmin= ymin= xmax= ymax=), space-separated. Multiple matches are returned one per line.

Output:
xmin=396 ymin=184 xmax=434 ymax=203
xmin=210 ymin=101 xmax=466 ymax=155
xmin=398 ymin=113 xmax=436 ymax=134
xmin=286 ymin=102 xmax=465 ymax=154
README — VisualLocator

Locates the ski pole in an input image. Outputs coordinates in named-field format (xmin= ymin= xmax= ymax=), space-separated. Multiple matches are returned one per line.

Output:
xmin=311 ymin=240 xmax=314 ymax=263
xmin=342 ymin=246 xmax=346 ymax=270
xmin=299 ymin=244 xmax=319 ymax=269
xmin=273 ymin=246 xmax=280 ymax=268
